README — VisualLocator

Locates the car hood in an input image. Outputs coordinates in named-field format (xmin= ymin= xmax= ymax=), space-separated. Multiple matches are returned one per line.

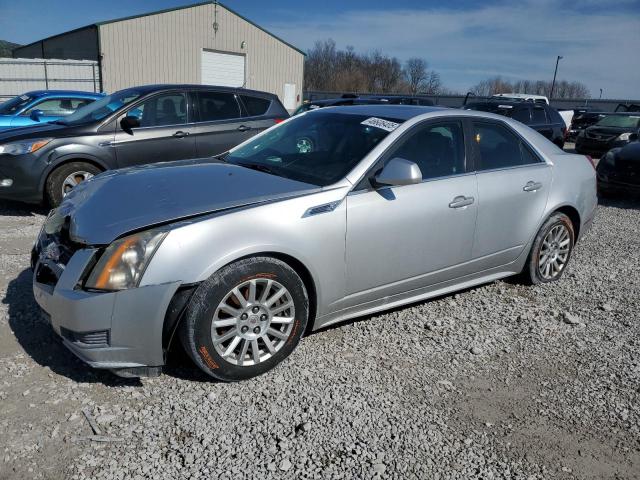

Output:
xmin=56 ymin=159 xmax=319 ymax=245
xmin=0 ymin=122 xmax=81 ymax=141
xmin=586 ymin=125 xmax=633 ymax=136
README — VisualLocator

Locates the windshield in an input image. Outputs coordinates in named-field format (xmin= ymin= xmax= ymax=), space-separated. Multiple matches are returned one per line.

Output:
xmin=226 ymin=111 xmax=402 ymax=186
xmin=61 ymin=89 xmax=143 ymax=125
xmin=595 ymin=115 xmax=640 ymax=129
xmin=0 ymin=94 xmax=34 ymax=115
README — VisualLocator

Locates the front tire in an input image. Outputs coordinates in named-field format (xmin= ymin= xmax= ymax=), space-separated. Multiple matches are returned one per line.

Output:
xmin=45 ymin=162 xmax=101 ymax=207
xmin=522 ymin=212 xmax=575 ymax=285
xmin=180 ymin=257 xmax=309 ymax=381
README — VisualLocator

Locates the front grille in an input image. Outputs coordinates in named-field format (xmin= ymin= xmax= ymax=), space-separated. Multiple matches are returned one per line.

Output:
xmin=586 ymin=131 xmax=615 ymax=141
xmin=60 ymin=327 xmax=110 ymax=348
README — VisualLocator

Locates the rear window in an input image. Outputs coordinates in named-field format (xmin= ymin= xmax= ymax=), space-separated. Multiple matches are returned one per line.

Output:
xmin=241 ymin=95 xmax=271 ymax=117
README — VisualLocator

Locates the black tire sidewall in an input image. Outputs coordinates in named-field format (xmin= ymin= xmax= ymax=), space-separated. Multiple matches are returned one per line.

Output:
xmin=528 ymin=213 xmax=575 ymax=284
xmin=181 ymin=257 xmax=309 ymax=382
xmin=45 ymin=162 xmax=101 ymax=207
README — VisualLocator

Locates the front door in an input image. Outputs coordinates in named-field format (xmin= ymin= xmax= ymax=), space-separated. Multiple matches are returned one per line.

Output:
xmin=345 ymin=120 xmax=478 ymax=306
xmin=470 ymin=120 xmax=552 ymax=267
xmin=114 ymin=91 xmax=196 ymax=168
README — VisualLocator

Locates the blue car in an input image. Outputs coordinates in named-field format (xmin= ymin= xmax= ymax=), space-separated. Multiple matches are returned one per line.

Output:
xmin=0 ymin=90 xmax=104 ymax=130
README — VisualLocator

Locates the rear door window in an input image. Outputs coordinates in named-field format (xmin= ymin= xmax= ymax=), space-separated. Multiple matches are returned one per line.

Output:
xmin=197 ymin=91 xmax=242 ymax=122
xmin=531 ymin=107 xmax=548 ymax=124
xmin=472 ymin=121 xmax=543 ymax=170
xmin=240 ymin=95 xmax=271 ymax=117
xmin=511 ymin=108 xmax=531 ymax=124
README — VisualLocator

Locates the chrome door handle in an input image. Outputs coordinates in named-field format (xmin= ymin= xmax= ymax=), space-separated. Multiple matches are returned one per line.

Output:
xmin=173 ymin=131 xmax=189 ymax=138
xmin=237 ymin=125 xmax=251 ymax=132
xmin=449 ymin=195 xmax=475 ymax=208
xmin=523 ymin=181 xmax=543 ymax=192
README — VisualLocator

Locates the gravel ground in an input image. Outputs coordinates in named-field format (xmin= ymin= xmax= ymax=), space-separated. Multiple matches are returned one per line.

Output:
xmin=1 ymin=193 xmax=639 ymax=480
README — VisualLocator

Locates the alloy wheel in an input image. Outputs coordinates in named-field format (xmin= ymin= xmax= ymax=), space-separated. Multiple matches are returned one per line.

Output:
xmin=62 ymin=171 xmax=94 ymax=196
xmin=211 ymin=278 xmax=295 ymax=366
xmin=538 ymin=224 xmax=571 ymax=280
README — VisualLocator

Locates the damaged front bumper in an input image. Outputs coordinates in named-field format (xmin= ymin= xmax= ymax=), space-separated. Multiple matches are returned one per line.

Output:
xmin=32 ymin=246 xmax=181 ymax=375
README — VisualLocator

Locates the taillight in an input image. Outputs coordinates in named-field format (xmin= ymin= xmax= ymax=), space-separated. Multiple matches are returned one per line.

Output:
xmin=273 ymin=118 xmax=285 ymax=124
xmin=585 ymin=155 xmax=597 ymax=170
xmin=562 ymin=127 xmax=568 ymax=139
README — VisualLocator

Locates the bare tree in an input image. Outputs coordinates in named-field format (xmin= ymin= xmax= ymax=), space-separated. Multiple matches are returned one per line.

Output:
xmin=304 ymin=39 xmax=443 ymax=95
xmin=469 ymin=76 xmax=591 ymax=99
xmin=404 ymin=58 xmax=428 ymax=94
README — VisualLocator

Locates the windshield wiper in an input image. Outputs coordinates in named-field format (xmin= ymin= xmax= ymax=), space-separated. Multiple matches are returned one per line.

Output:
xmin=236 ymin=162 xmax=277 ymax=175
xmin=213 ymin=152 xmax=229 ymax=163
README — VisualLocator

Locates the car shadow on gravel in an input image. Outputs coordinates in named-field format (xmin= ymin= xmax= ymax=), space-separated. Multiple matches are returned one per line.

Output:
xmin=3 ymin=269 xmax=142 ymax=387
xmin=0 ymin=200 xmax=48 ymax=217
xmin=598 ymin=195 xmax=640 ymax=210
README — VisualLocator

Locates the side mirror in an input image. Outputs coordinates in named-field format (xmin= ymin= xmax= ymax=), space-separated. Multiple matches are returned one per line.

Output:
xmin=120 ymin=115 xmax=140 ymax=132
xmin=630 ymin=128 xmax=640 ymax=142
xmin=29 ymin=109 xmax=44 ymax=121
xmin=373 ymin=157 xmax=422 ymax=187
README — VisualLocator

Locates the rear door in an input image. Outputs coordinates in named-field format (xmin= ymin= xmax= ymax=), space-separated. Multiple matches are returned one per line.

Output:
xmin=113 ymin=91 xmax=196 ymax=168
xmin=192 ymin=90 xmax=251 ymax=157
xmin=470 ymin=120 xmax=552 ymax=267
xmin=238 ymin=94 xmax=284 ymax=135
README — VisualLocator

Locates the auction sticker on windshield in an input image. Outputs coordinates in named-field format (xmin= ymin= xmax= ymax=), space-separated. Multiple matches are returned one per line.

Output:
xmin=361 ymin=117 xmax=401 ymax=132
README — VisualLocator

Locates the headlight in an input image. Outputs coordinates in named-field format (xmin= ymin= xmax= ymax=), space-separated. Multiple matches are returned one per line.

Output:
xmin=0 ymin=138 xmax=53 ymax=155
xmin=616 ymin=132 xmax=632 ymax=142
xmin=85 ymin=229 xmax=168 ymax=291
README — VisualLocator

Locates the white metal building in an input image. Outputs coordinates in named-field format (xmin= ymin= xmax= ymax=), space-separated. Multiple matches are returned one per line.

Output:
xmin=11 ymin=1 xmax=305 ymax=110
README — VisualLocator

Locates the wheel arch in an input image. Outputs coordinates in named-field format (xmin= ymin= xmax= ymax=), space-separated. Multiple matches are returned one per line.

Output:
xmin=39 ymin=155 xmax=108 ymax=199
xmin=551 ymin=204 xmax=581 ymax=240
xmin=162 ymin=250 xmax=319 ymax=353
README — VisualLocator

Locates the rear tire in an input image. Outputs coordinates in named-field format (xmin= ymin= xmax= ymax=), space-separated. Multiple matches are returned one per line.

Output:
xmin=180 ymin=257 xmax=309 ymax=382
xmin=521 ymin=212 xmax=575 ymax=285
xmin=45 ymin=161 xmax=101 ymax=207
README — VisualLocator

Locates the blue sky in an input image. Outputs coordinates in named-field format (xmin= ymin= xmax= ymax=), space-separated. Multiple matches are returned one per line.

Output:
xmin=1 ymin=0 xmax=639 ymax=98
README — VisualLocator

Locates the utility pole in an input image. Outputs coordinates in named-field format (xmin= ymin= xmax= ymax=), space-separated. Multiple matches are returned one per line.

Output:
xmin=599 ymin=88 xmax=603 ymax=99
xmin=550 ymin=55 xmax=563 ymax=100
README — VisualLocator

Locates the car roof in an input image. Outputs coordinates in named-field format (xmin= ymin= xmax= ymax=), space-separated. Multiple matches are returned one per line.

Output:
xmin=119 ymin=84 xmax=278 ymax=98
xmin=467 ymin=100 xmax=543 ymax=108
xmin=311 ymin=104 xmax=445 ymax=120
xmin=24 ymin=90 xmax=104 ymax=97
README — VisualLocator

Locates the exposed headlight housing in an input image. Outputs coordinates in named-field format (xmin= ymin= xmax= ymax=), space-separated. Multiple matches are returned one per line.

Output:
xmin=0 ymin=138 xmax=53 ymax=155
xmin=615 ymin=132 xmax=632 ymax=142
xmin=85 ymin=229 xmax=168 ymax=291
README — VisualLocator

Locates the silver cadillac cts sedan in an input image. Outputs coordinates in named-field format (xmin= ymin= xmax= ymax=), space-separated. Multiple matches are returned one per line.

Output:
xmin=32 ymin=105 xmax=597 ymax=381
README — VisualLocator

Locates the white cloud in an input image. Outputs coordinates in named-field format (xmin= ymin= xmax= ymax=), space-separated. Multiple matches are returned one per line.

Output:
xmin=266 ymin=1 xmax=640 ymax=98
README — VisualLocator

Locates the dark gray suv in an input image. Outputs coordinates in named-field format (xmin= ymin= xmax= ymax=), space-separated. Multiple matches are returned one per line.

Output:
xmin=0 ymin=84 xmax=288 ymax=206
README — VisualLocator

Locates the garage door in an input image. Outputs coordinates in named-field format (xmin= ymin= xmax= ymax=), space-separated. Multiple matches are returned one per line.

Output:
xmin=201 ymin=50 xmax=245 ymax=87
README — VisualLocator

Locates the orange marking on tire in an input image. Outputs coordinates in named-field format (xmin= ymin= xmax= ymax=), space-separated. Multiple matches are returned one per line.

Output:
xmin=198 ymin=346 xmax=219 ymax=369
xmin=288 ymin=320 xmax=300 ymax=344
